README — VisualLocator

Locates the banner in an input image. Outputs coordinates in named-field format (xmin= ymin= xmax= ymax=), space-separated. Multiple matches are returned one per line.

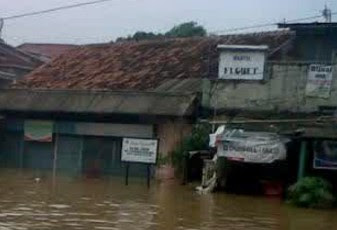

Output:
xmin=24 ymin=120 xmax=53 ymax=142
xmin=215 ymin=129 xmax=287 ymax=163
xmin=313 ymin=140 xmax=337 ymax=170
xmin=121 ymin=138 xmax=158 ymax=164
xmin=305 ymin=64 xmax=333 ymax=98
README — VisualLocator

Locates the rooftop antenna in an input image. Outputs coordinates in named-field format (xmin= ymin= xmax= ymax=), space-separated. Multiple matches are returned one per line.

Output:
xmin=322 ymin=4 xmax=332 ymax=23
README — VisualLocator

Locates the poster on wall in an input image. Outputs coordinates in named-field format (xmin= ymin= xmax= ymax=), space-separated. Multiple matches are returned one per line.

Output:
xmin=305 ymin=64 xmax=333 ymax=98
xmin=24 ymin=120 xmax=53 ymax=142
xmin=121 ymin=138 xmax=158 ymax=164
xmin=218 ymin=45 xmax=268 ymax=80
xmin=313 ymin=140 xmax=337 ymax=170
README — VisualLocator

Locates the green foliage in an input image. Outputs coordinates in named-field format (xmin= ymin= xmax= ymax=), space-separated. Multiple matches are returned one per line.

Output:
xmin=165 ymin=21 xmax=207 ymax=38
xmin=171 ymin=124 xmax=211 ymax=172
xmin=157 ymin=154 xmax=170 ymax=166
xmin=115 ymin=21 xmax=206 ymax=42
xmin=287 ymin=177 xmax=335 ymax=209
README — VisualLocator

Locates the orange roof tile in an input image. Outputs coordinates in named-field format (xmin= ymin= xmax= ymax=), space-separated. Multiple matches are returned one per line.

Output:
xmin=14 ymin=31 xmax=294 ymax=91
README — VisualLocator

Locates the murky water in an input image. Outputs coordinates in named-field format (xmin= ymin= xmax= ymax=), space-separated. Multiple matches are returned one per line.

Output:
xmin=0 ymin=169 xmax=336 ymax=230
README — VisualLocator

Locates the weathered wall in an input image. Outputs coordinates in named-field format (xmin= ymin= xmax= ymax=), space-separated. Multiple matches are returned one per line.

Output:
xmin=204 ymin=62 xmax=337 ymax=114
xmin=157 ymin=119 xmax=192 ymax=158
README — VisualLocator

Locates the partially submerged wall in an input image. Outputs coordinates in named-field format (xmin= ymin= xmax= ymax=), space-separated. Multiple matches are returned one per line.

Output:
xmin=204 ymin=62 xmax=337 ymax=114
xmin=157 ymin=119 xmax=192 ymax=158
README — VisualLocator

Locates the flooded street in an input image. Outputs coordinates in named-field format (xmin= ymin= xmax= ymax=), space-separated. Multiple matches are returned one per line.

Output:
xmin=0 ymin=169 xmax=336 ymax=230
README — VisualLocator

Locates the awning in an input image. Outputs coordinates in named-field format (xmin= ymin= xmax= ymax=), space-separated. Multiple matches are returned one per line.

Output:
xmin=0 ymin=89 xmax=198 ymax=117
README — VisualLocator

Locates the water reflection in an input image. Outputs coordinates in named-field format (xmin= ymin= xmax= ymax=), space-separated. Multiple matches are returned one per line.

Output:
xmin=0 ymin=169 xmax=336 ymax=229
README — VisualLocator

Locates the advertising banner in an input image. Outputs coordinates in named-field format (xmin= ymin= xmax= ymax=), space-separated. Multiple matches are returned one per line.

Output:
xmin=214 ymin=128 xmax=287 ymax=163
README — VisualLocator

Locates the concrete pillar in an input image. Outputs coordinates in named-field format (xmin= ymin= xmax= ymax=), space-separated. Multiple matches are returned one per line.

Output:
xmin=297 ymin=140 xmax=308 ymax=181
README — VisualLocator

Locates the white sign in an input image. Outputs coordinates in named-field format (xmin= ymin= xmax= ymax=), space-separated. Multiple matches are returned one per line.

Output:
xmin=121 ymin=138 xmax=158 ymax=164
xmin=305 ymin=64 xmax=333 ymax=98
xmin=218 ymin=45 xmax=267 ymax=80
xmin=313 ymin=140 xmax=337 ymax=170
xmin=212 ymin=127 xmax=287 ymax=163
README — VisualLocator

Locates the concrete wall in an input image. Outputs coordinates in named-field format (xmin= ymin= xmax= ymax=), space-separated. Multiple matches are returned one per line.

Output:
xmin=204 ymin=62 xmax=337 ymax=114
xmin=157 ymin=119 xmax=192 ymax=158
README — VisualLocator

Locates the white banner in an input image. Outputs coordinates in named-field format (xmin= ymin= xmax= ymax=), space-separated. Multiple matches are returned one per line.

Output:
xmin=218 ymin=46 xmax=267 ymax=80
xmin=305 ymin=64 xmax=333 ymax=98
xmin=121 ymin=138 xmax=158 ymax=164
xmin=214 ymin=128 xmax=287 ymax=163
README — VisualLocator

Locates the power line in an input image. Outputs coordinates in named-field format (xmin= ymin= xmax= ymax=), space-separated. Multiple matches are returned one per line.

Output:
xmin=212 ymin=12 xmax=337 ymax=34
xmin=2 ymin=0 xmax=114 ymax=21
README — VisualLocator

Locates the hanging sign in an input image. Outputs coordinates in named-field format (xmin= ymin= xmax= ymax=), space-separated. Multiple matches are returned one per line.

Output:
xmin=218 ymin=45 xmax=268 ymax=80
xmin=212 ymin=127 xmax=287 ymax=163
xmin=24 ymin=120 xmax=53 ymax=142
xmin=121 ymin=138 xmax=158 ymax=164
xmin=305 ymin=64 xmax=333 ymax=98
xmin=313 ymin=140 xmax=337 ymax=170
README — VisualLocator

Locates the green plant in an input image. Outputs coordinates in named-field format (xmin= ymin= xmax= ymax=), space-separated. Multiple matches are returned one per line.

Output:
xmin=171 ymin=124 xmax=211 ymax=173
xmin=287 ymin=177 xmax=335 ymax=209
xmin=157 ymin=154 xmax=171 ymax=166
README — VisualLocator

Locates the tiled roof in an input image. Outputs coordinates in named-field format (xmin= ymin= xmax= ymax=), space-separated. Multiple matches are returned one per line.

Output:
xmin=13 ymin=30 xmax=294 ymax=91
xmin=17 ymin=43 xmax=78 ymax=60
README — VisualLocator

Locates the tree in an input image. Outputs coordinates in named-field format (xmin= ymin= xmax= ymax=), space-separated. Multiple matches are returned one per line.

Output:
xmin=115 ymin=21 xmax=206 ymax=42
xmin=165 ymin=21 xmax=207 ymax=38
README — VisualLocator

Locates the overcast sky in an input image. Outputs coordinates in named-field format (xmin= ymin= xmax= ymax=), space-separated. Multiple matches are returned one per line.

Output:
xmin=1 ymin=0 xmax=336 ymax=46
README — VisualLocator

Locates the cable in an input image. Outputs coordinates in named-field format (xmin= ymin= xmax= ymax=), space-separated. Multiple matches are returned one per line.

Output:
xmin=212 ymin=12 xmax=337 ymax=34
xmin=2 ymin=0 xmax=114 ymax=21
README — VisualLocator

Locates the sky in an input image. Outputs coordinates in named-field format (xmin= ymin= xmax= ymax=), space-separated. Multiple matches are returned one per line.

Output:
xmin=0 ymin=0 xmax=336 ymax=46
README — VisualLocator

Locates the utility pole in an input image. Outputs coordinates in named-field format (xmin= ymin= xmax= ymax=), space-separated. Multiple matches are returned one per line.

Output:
xmin=322 ymin=5 xmax=332 ymax=23
xmin=0 ymin=18 xmax=4 ymax=40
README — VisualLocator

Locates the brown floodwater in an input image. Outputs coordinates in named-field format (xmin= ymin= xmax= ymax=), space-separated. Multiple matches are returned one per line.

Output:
xmin=0 ymin=169 xmax=336 ymax=230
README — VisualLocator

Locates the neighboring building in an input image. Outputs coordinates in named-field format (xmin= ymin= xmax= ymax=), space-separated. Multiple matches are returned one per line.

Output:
xmin=1 ymin=23 xmax=337 ymax=181
xmin=0 ymin=41 xmax=43 ymax=88
xmin=17 ymin=43 xmax=78 ymax=62
xmin=0 ymin=30 xmax=292 ymax=176
xmin=0 ymin=89 xmax=196 ymax=176
xmin=203 ymin=22 xmax=337 ymax=185
xmin=278 ymin=22 xmax=337 ymax=61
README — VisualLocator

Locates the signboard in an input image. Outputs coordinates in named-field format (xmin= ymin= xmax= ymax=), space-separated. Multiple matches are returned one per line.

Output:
xmin=121 ymin=138 xmax=158 ymax=164
xmin=313 ymin=140 xmax=337 ymax=170
xmin=214 ymin=128 xmax=287 ymax=163
xmin=218 ymin=45 xmax=268 ymax=80
xmin=305 ymin=64 xmax=333 ymax=98
xmin=24 ymin=120 xmax=53 ymax=142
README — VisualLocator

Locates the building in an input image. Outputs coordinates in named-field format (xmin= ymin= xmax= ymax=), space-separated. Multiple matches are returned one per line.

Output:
xmin=0 ymin=31 xmax=292 ymax=177
xmin=203 ymin=22 xmax=337 ymax=188
xmin=1 ymin=23 xmax=336 ymax=182
xmin=0 ymin=41 xmax=43 ymax=87
xmin=0 ymin=89 xmax=197 ymax=176
xmin=17 ymin=43 xmax=78 ymax=62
